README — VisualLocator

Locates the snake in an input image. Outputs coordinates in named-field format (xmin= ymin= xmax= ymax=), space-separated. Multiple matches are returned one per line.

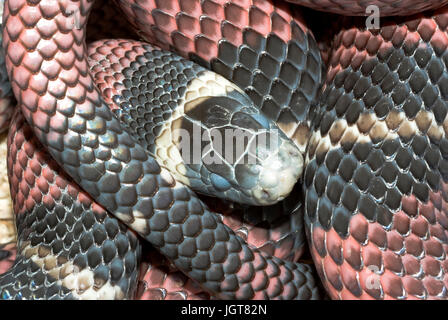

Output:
xmin=0 ymin=0 xmax=446 ymax=300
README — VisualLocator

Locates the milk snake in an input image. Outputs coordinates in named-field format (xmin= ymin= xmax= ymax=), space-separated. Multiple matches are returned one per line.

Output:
xmin=0 ymin=0 xmax=446 ymax=300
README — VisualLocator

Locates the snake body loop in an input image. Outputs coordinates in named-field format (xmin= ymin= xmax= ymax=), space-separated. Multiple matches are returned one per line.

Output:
xmin=115 ymin=0 xmax=324 ymax=153
xmin=305 ymin=8 xmax=448 ymax=299
xmin=0 ymin=0 xmax=447 ymax=300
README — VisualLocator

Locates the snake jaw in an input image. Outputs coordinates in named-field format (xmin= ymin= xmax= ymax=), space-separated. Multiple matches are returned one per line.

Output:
xmin=252 ymin=140 xmax=304 ymax=205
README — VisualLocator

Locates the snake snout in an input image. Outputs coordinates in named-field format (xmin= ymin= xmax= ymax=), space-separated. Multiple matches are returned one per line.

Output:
xmin=252 ymin=140 xmax=304 ymax=205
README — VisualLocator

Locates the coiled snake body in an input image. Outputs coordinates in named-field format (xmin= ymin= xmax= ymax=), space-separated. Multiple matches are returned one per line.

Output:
xmin=0 ymin=0 xmax=447 ymax=300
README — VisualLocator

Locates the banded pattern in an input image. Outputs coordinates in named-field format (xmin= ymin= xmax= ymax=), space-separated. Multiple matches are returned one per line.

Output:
xmin=136 ymin=186 xmax=310 ymax=300
xmin=305 ymin=8 xmax=448 ymax=299
xmin=1 ymin=110 xmax=142 ymax=300
xmin=209 ymin=184 xmax=307 ymax=263
xmin=0 ymin=133 xmax=14 ymax=246
xmin=137 ymin=245 xmax=210 ymax=300
xmin=5 ymin=0 xmax=448 ymax=301
xmin=88 ymin=40 xmax=303 ymax=206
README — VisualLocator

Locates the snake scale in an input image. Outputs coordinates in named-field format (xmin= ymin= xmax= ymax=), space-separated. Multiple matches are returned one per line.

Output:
xmin=0 ymin=0 xmax=446 ymax=300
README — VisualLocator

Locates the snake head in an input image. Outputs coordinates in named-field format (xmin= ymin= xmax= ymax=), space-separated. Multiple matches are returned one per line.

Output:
xmin=176 ymin=74 xmax=304 ymax=206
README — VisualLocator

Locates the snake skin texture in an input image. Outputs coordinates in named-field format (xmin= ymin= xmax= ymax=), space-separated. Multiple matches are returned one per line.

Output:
xmin=0 ymin=132 xmax=14 ymax=245
xmin=0 ymin=118 xmax=309 ymax=300
xmin=0 ymin=127 xmax=15 ymax=281
xmin=109 ymin=0 xmax=324 ymax=273
xmin=0 ymin=128 xmax=308 ymax=301
xmin=285 ymin=0 xmax=448 ymax=17
xmin=0 ymin=109 xmax=316 ymax=299
xmin=135 ymin=187 xmax=310 ymax=300
xmin=115 ymin=0 xmax=324 ymax=154
xmin=0 ymin=0 xmax=132 ymax=132
xmin=0 ymin=243 xmax=15 ymax=276
xmin=88 ymin=39 xmax=312 ymax=299
xmin=302 ymin=8 xmax=341 ymax=67
xmin=88 ymin=40 xmax=304 ymax=206
xmin=1 ymin=0 xmax=320 ymax=300
xmin=0 ymin=2 xmax=14 ymax=133
xmin=136 ymin=243 xmax=211 ymax=300
xmin=1 ymin=110 xmax=142 ymax=299
xmin=208 ymin=186 xmax=307 ymax=263
xmin=305 ymin=7 xmax=448 ymax=299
